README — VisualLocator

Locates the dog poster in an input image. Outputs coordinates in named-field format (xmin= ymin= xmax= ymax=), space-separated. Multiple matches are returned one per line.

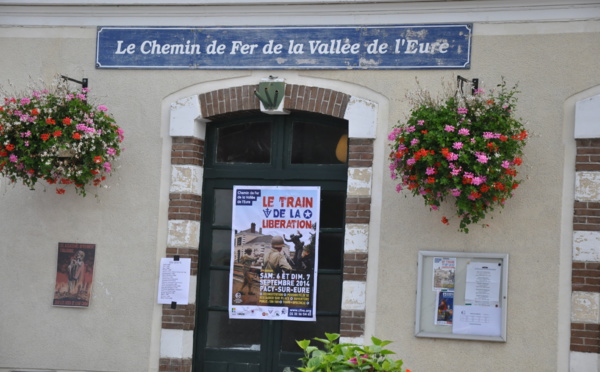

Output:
xmin=53 ymin=242 xmax=96 ymax=307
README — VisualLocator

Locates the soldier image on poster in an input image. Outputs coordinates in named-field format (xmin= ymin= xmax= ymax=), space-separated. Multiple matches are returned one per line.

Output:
xmin=262 ymin=236 xmax=292 ymax=274
xmin=239 ymin=248 xmax=258 ymax=295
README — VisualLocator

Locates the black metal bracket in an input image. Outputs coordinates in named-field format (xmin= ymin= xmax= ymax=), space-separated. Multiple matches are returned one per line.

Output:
xmin=457 ymin=75 xmax=479 ymax=95
xmin=61 ymin=75 xmax=88 ymax=89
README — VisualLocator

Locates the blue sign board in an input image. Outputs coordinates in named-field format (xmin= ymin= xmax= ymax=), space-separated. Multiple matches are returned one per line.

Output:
xmin=96 ymin=25 xmax=472 ymax=70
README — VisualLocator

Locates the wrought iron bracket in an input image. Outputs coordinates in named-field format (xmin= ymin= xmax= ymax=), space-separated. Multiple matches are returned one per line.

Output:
xmin=457 ymin=75 xmax=479 ymax=95
xmin=61 ymin=75 xmax=88 ymax=89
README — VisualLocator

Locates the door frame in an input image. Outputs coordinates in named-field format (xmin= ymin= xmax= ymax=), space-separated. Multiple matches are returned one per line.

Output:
xmin=158 ymin=77 xmax=385 ymax=371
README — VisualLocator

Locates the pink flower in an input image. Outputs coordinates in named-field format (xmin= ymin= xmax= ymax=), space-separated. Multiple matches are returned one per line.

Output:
xmin=501 ymin=160 xmax=511 ymax=169
xmin=107 ymin=147 xmax=117 ymax=156
xmin=444 ymin=125 xmax=455 ymax=132
xmin=410 ymin=138 xmax=419 ymax=146
xmin=458 ymin=128 xmax=470 ymax=136
xmin=117 ymin=128 xmax=125 ymax=141
xmin=472 ymin=176 xmax=484 ymax=186
xmin=9 ymin=154 xmax=18 ymax=163
xmin=453 ymin=142 xmax=463 ymax=150
xmin=103 ymin=162 xmax=111 ymax=173
xmin=426 ymin=167 xmax=436 ymax=175
xmin=97 ymin=105 xmax=108 ymax=112
xmin=475 ymin=152 xmax=488 ymax=164
xmin=417 ymin=120 xmax=425 ymax=125
xmin=388 ymin=128 xmax=401 ymax=141
xmin=20 ymin=97 xmax=30 ymax=105
xmin=451 ymin=188 xmax=462 ymax=196
xmin=395 ymin=184 xmax=403 ymax=192
xmin=457 ymin=107 xmax=468 ymax=114
xmin=407 ymin=158 xmax=416 ymax=165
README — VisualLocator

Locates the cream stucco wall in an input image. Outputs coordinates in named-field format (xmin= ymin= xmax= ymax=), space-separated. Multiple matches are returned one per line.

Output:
xmin=0 ymin=6 xmax=598 ymax=372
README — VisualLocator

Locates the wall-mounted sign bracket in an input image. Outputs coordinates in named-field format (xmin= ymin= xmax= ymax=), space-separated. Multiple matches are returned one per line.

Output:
xmin=61 ymin=75 xmax=88 ymax=89
xmin=457 ymin=75 xmax=478 ymax=95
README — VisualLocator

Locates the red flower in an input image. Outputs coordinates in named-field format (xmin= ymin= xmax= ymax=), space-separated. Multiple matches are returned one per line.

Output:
xmin=421 ymin=130 xmax=428 ymax=134
xmin=62 ymin=117 xmax=72 ymax=125
xmin=53 ymin=130 xmax=62 ymax=137
xmin=493 ymin=182 xmax=505 ymax=191
xmin=56 ymin=188 xmax=66 ymax=194
xmin=72 ymin=133 xmax=81 ymax=140
xmin=31 ymin=108 xmax=39 ymax=116
xmin=513 ymin=157 xmax=523 ymax=166
xmin=94 ymin=156 xmax=103 ymax=164
xmin=5 ymin=144 xmax=15 ymax=151
xmin=441 ymin=216 xmax=449 ymax=225
xmin=40 ymin=133 xmax=50 ymax=141
xmin=46 ymin=178 xmax=56 ymax=184
xmin=512 ymin=183 xmax=519 ymax=189
xmin=470 ymin=191 xmax=482 ymax=199
xmin=0 ymin=150 xmax=7 ymax=157
xmin=480 ymin=184 xmax=490 ymax=193
xmin=45 ymin=118 xmax=56 ymax=125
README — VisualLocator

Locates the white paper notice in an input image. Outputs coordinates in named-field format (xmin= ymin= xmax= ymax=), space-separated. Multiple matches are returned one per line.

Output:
xmin=157 ymin=258 xmax=191 ymax=305
xmin=453 ymin=305 xmax=502 ymax=336
xmin=465 ymin=261 xmax=501 ymax=307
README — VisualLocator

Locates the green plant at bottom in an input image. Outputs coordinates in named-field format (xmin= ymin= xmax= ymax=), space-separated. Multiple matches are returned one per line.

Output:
xmin=290 ymin=332 xmax=410 ymax=372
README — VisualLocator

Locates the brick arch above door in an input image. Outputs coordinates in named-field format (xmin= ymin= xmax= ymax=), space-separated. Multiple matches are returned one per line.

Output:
xmin=198 ymin=84 xmax=351 ymax=119
xmin=160 ymin=82 xmax=380 ymax=372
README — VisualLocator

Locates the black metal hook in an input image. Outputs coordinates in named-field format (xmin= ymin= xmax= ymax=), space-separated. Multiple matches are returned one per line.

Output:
xmin=61 ymin=75 xmax=88 ymax=89
xmin=457 ymin=75 xmax=479 ymax=95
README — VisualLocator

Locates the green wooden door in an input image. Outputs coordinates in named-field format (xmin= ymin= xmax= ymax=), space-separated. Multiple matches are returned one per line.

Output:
xmin=194 ymin=112 xmax=348 ymax=372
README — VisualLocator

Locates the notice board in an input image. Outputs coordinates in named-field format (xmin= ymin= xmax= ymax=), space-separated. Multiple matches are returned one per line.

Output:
xmin=415 ymin=251 xmax=508 ymax=342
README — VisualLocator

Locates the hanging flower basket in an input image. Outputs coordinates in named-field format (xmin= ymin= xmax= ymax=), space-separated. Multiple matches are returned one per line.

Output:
xmin=0 ymin=78 xmax=124 ymax=196
xmin=388 ymin=79 xmax=527 ymax=233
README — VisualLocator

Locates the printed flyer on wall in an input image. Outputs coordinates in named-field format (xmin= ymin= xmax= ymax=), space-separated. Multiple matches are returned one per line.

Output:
xmin=229 ymin=185 xmax=320 ymax=321
xmin=435 ymin=290 xmax=454 ymax=325
xmin=432 ymin=257 xmax=456 ymax=291
xmin=53 ymin=242 xmax=96 ymax=307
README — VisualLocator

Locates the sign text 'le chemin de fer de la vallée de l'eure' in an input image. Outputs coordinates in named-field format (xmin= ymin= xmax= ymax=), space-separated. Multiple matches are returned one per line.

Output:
xmin=96 ymin=24 xmax=472 ymax=70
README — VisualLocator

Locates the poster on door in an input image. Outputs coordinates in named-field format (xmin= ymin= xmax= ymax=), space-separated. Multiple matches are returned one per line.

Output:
xmin=229 ymin=185 xmax=320 ymax=321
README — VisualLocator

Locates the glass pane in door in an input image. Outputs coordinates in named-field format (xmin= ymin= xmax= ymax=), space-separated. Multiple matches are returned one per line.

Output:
xmin=291 ymin=121 xmax=348 ymax=164
xmin=206 ymin=312 xmax=262 ymax=349
xmin=216 ymin=122 xmax=272 ymax=163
